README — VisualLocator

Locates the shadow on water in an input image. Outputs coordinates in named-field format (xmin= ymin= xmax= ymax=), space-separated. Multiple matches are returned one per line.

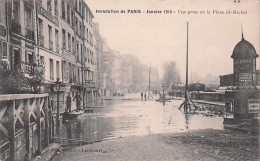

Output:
xmin=54 ymin=95 xmax=224 ymax=145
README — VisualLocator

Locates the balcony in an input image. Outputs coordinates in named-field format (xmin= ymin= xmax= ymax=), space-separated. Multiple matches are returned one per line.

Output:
xmin=37 ymin=3 xmax=58 ymax=26
xmin=11 ymin=21 xmax=21 ymax=34
xmin=25 ymin=28 xmax=34 ymax=40
xmin=56 ymin=44 xmax=59 ymax=53
xmin=36 ymin=0 xmax=42 ymax=5
xmin=39 ymin=35 xmax=44 ymax=47
xmin=62 ymin=42 xmax=66 ymax=50
xmin=0 ymin=25 xmax=6 ymax=37
xmin=24 ymin=0 xmax=34 ymax=8
xmin=47 ymin=3 xmax=52 ymax=12
xmin=49 ymin=40 xmax=53 ymax=51
xmin=55 ymin=10 xmax=59 ymax=17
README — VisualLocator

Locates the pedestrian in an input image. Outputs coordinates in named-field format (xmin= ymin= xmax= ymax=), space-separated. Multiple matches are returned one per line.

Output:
xmin=141 ymin=92 xmax=143 ymax=101
xmin=144 ymin=92 xmax=147 ymax=101
xmin=73 ymin=92 xmax=82 ymax=112
xmin=66 ymin=92 xmax=72 ymax=113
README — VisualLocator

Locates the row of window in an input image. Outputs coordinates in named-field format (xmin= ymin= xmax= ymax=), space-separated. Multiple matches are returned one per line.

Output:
xmin=61 ymin=1 xmax=93 ymax=45
xmin=49 ymin=58 xmax=95 ymax=82
xmin=62 ymin=28 xmax=95 ymax=64
xmin=39 ymin=17 xmax=94 ymax=60
xmin=61 ymin=0 xmax=93 ymax=27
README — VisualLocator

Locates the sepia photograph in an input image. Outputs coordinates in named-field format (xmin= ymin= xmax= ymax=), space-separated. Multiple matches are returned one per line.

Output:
xmin=0 ymin=0 xmax=259 ymax=160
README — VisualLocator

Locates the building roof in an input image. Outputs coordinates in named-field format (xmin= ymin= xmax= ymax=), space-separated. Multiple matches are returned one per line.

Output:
xmin=231 ymin=38 xmax=259 ymax=58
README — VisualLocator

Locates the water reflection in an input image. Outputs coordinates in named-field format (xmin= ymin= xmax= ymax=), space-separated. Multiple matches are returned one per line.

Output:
xmin=55 ymin=97 xmax=224 ymax=143
xmin=185 ymin=113 xmax=190 ymax=130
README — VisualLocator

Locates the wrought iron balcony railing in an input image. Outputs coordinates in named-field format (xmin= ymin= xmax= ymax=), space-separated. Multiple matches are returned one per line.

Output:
xmin=11 ymin=21 xmax=21 ymax=34
xmin=62 ymin=42 xmax=66 ymax=49
xmin=56 ymin=44 xmax=59 ymax=53
xmin=49 ymin=40 xmax=53 ymax=51
xmin=47 ymin=4 xmax=52 ymax=12
xmin=37 ymin=3 xmax=58 ymax=26
xmin=39 ymin=35 xmax=44 ymax=47
xmin=25 ymin=28 xmax=34 ymax=40
xmin=24 ymin=0 xmax=34 ymax=8
xmin=55 ymin=10 xmax=59 ymax=17
xmin=36 ymin=0 xmax=42 ymax=5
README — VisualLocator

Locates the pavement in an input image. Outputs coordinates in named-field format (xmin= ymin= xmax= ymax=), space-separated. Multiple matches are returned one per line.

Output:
xmin=52 ymin=129 xmax=259 ymax=161
xmin=32 ymin=143 xmax=61 ymax=161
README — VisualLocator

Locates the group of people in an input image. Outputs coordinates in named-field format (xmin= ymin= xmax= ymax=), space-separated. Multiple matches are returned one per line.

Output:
xmin=140 ymin=92 xmax=147 ymax=101
xmin=65 ymin=92 xmax=82 ymax=113
xmin=141 ymin=92 xmax=153 ymax=101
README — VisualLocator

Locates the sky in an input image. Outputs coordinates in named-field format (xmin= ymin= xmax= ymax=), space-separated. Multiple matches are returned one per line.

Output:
xmin=85 ymin=0 xmax=259 ymax=81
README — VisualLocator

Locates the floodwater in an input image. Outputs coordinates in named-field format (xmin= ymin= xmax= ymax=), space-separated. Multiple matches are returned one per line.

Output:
xmin=54 ymin=94 xmax=224 ymax=143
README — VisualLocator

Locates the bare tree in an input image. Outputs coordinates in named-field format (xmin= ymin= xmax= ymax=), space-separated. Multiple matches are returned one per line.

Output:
xmin=162 ymin=61 xmax=178 ymax=90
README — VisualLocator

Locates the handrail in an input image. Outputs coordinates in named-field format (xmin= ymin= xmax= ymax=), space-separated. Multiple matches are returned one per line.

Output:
xmin=0 ymin=93 xmax=49 ymax=101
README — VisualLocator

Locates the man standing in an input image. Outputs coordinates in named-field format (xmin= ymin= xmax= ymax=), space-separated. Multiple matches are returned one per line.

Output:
xmin=141 ymin=92 xmax=143 ymax=101
xmin=73 ymin=92 xmax=82 ymax=112
xmin=66 ymin=92 xmax=72 ymax=113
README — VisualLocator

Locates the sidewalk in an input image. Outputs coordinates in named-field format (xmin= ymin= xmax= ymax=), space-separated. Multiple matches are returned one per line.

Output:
xmin=52 ymin=129 xmax=259 ymax=161
xmin=32 ymin=143 xmax=61 ymax=161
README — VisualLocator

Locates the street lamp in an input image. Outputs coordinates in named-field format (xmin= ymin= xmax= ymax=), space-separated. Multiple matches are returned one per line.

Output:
xmin=162 ymin=84 xmax=165 ymax=105
xmin=55 ymin=78 xmax=62 ymax=120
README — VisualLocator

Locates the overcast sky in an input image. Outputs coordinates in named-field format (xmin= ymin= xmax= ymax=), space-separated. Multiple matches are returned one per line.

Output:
xmin=85 ymin=0 xmax=259 ymax=80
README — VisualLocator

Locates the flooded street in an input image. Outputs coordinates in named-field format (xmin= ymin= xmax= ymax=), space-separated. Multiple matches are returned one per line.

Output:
xmin=54 ymin=94 xmax=224 ymax=143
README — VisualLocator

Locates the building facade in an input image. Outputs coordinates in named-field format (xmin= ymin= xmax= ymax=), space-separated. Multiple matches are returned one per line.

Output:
xmin=0 ymin=0 xmax=96 ymax=111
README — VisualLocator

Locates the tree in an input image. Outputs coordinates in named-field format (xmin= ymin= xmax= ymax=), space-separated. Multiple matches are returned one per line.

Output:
xmin=162 ymin=61 xmax=178 ymax=90
xmin=0 ymin=62 xmax=45 ymax=94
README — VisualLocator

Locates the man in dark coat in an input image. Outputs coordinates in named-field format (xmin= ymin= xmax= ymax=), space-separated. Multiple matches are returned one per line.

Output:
xmin=66 ymin=92 xmax=72 ymax=113
xmin=73 ymin=92 xmax=82 ymax=112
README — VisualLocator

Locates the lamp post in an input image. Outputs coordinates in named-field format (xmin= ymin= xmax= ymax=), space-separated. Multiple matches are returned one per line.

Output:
xmin=55 ymin=78 xmax=62 ymax=120
xmin=82 ymin=67 xmax=89 ymax=110
xmin=162 ymin=84 xmax=165 ymax=105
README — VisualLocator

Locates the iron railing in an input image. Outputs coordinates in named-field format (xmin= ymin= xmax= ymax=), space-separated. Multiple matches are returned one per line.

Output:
xmin=39 ymin=35 xmax=44 ymax=47
xmin=11 ymin=21 xmax=21 ymax=34
xmin=56 ymin=44 xmax=59 ymax=53
xmin=25 ymin=28 xmax=34 ymax=40
xmin=49 ymin=40 xmax=53 ymax=51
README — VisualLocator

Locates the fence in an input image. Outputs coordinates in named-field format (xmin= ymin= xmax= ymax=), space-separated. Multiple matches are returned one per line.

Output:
xmin=0 ymin=94 xmax=54 ymax=161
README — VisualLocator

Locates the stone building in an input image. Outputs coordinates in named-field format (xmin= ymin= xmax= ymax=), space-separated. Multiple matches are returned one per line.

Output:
xmin=0 ymin=0 xmax=97 ymax=110
xmin=100 ymin=38 xmax=113 ymax=97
